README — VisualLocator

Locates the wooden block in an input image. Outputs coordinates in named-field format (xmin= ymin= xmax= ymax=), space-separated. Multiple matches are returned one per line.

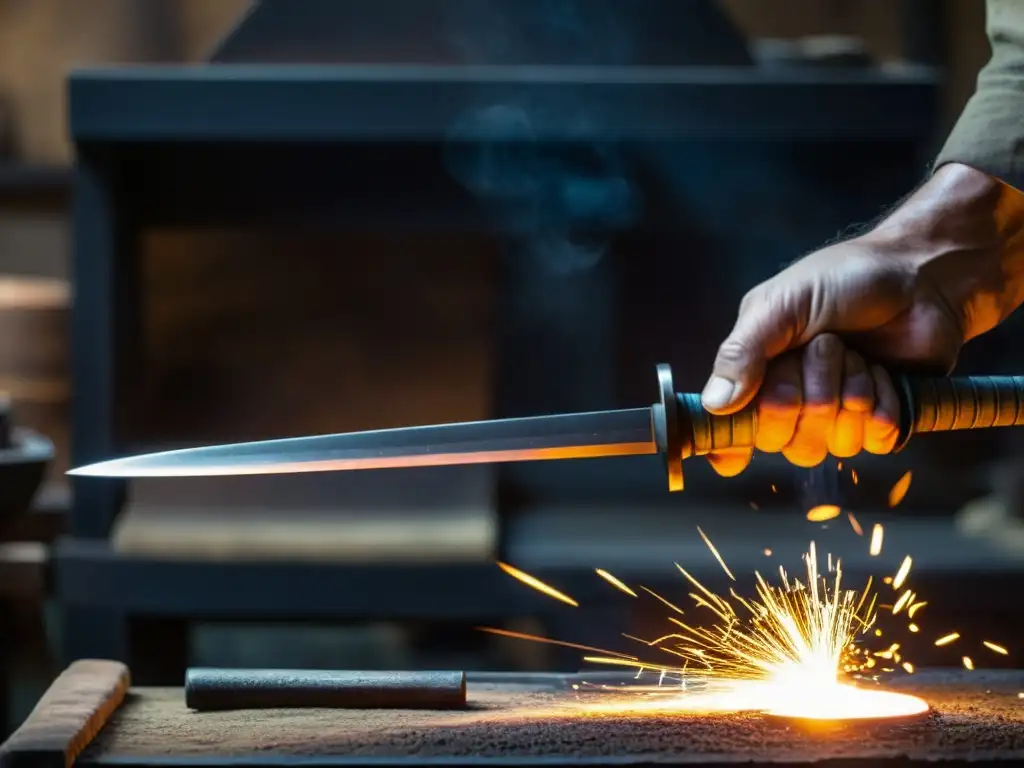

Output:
xmin=0 ymin=659 xmax=129 ymax=768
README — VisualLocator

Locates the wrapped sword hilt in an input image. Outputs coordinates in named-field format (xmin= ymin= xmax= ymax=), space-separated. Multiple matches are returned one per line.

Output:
xmin=653 ymin=364 xmax=1024 ymax=491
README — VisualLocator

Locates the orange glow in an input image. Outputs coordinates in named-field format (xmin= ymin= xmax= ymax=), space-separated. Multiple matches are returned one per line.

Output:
xmin=847 ymin=513 xmax=863 ymax=536
xmin=580 ymin=679 xmax=928 ymax=721
xmin=889 ymin=471 xmax=912 ymax=507
xmin=806 ymin=504 xmax=841 ymax=522
xmin=935 ymin=632 xmax=960 ymax=647
xmin=496 ymin=562 xmax=579 ymax=607
xmin=963 ymin=656 xmax=975 ymax=670
xmin=984 ymin=641 xmax=1009 ymax=656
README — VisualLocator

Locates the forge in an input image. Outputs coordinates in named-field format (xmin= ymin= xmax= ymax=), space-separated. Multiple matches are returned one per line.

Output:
xmin=3 ymin=661 xmax=1023 ymax=767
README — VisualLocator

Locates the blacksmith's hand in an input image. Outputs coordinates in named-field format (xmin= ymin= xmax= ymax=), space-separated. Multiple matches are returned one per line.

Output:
xmin=701 ymin=163 xmax=1024 ymax=476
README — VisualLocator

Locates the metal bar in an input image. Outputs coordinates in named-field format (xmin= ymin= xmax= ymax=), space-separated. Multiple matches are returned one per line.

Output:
xmin=185 ymin=669 xmax=466 ymax=711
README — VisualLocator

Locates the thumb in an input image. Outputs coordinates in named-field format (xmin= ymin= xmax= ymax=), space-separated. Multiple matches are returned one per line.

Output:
xmin=702 ymin=292 xmax=805 ymax=414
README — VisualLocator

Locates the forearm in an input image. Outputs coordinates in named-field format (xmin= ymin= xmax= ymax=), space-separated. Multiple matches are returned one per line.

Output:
xmin=862 ymin=163 xmax=1024 ymax=340
xmin=935 ymin=0 xmax=1024 ymax=191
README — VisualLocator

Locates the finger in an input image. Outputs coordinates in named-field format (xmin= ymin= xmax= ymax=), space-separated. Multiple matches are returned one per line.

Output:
xmin=841 ymin=351 xmax=875 ymax=412
xmin=829 ymin=409 xmax=865 ymax=458
xmin=707 ymin=447 xmax=754 ymax=477
xmin=755 ymin=352 xmax=802 ymax=454
xmin=702 ymin=285 xmax=804 ymax=415
xmin=783 ymin=333 xmax=844 ymax=467
xmin=864 ymin=365 xmax=900 ymax=455
xmin=829 ymin=350 xmax=872 ymax=458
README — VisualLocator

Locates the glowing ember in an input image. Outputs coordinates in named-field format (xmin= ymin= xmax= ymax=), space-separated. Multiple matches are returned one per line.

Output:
xmin=935 ymin=632 xmax=960 ymax=647
xmin=892 ymin=556 xmax=912 ymax=590
xmin=497 ymin=561 xmax=579 ymax=607
xmin=869 ymin=524 xmax=884 ymax=556
xmin=807 ymin=504 xmax=841 ymax=522
xmin=984 ymin=641 xmax=1009 ymax=656
xmin=847 ymin=513 xmax=863 ymax=536
xmin=888 ymin=471 xmax=913 ymax=507
xmin=596 ymin=569 xmax=638 ymax=598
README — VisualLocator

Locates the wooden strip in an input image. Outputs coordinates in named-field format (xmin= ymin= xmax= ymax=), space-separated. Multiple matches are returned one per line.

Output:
xmin=0 ymin=660 xmax=129 ymax=768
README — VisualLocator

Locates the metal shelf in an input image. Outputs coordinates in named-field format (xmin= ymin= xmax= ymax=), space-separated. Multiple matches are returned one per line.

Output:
xmin=69 ymin=64 xmax=940 ymax=143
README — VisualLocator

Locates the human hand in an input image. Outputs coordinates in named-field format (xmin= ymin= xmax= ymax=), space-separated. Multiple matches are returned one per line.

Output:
xmin=703 ymin=163 xmax=1024 ymax=476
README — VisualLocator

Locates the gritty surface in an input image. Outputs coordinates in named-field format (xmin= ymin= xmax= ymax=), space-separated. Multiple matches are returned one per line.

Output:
xmin=81 ymin=670 xmax=1024 ymax=764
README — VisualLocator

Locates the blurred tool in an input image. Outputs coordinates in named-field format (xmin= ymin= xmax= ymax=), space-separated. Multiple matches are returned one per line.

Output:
xmin=71 ymin=365 xmax=1024 ymax=492
xmin=0 ymin=399 xmax=53 ymax=523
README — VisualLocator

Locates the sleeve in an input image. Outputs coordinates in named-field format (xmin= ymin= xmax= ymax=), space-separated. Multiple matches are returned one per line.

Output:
xmin=935 ymin=0 xmax=1024 ymax=192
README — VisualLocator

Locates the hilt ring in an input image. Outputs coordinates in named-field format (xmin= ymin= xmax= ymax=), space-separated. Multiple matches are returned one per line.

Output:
xmin=654 ymin=364 xmax=684 ymax=491
xmin=893 ymin=374 xmax=917 ymax=453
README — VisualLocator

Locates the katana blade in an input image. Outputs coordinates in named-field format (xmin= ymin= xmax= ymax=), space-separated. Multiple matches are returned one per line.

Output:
xmin=68 ymin=407 xmax=657 ymax=478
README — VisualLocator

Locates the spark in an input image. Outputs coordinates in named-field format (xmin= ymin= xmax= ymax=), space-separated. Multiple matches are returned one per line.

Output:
xmin=908 ymin=601 xmax=927 ymax=618
xmin=596 ymin=569 xmax=638 ymax=598
xmin=640 ymin=586 xmax=685 ymax=615
xmin=851 ymin=469 xmax=859 ymax=485
xmin=908 ymin=624 xmax=919 ymax=633
xmin=763 ymin=548 xmax=773 ymax=557
xmin=935 ymin=632 xmax=960 ymax=647
xmin=892 ymin=556 xmax=912 ymax=590
xmin=848 ymin=513 xmax=863 ymax=536
xmin=477 ymin=626 xmax=637 ymax=659
xmin=807 ymin=504 xmax=841 ymax=522
xmin=493 ymin=529 xmax=931 ymax=720
xmin=889 ymin=471 xmax=912 ymax=508
xmin=771 ymin=484 xmax=778 ymax=493
xmin=697 ymin=527 xmax=736 ymax=581
xmin=869 ymin=524 xmax=884 ymax=556
xmin=604 ymin=539 xmax=884 ymax=689
xmin=984 ymin=641 xmax=1009 ymax=656
xmin=497 ymin=562 xmax=579 ymax=607
xmin=902 ymin=662 xmax=915 ymax=674
xmin=963 ymin=656 xmax=975 ymax=671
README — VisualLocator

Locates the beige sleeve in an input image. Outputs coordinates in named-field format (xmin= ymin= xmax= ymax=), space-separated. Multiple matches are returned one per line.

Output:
xmin=935 ymin=0 xmax=1024 ymax=191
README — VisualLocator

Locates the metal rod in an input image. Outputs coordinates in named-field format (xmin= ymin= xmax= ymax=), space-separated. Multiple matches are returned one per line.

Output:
xmin=184 ymin=668 xmax=467 ymax=711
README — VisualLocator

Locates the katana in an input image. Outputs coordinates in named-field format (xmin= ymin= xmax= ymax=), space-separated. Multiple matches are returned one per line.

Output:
xmin=68 ymin=365 xmax=1024 ymax=491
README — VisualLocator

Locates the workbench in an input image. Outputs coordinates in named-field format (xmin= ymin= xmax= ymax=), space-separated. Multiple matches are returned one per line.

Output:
xmin=4 ymin=661 xmax=1023 ymax=767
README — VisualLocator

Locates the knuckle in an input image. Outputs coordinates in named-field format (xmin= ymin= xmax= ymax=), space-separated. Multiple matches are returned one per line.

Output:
xmin=715 ymin=337 xmax=752 ymax=367
xmin=808 ymin=332 xmax=844 ymax=360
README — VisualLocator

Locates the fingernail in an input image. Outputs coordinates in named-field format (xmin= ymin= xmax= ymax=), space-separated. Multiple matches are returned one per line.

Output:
xmin=702 ymin=376 xmax=737 ymax=410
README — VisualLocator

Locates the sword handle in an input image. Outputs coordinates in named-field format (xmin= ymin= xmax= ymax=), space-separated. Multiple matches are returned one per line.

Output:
xmin=655 ymin=364 xmax=1024 ymax=491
